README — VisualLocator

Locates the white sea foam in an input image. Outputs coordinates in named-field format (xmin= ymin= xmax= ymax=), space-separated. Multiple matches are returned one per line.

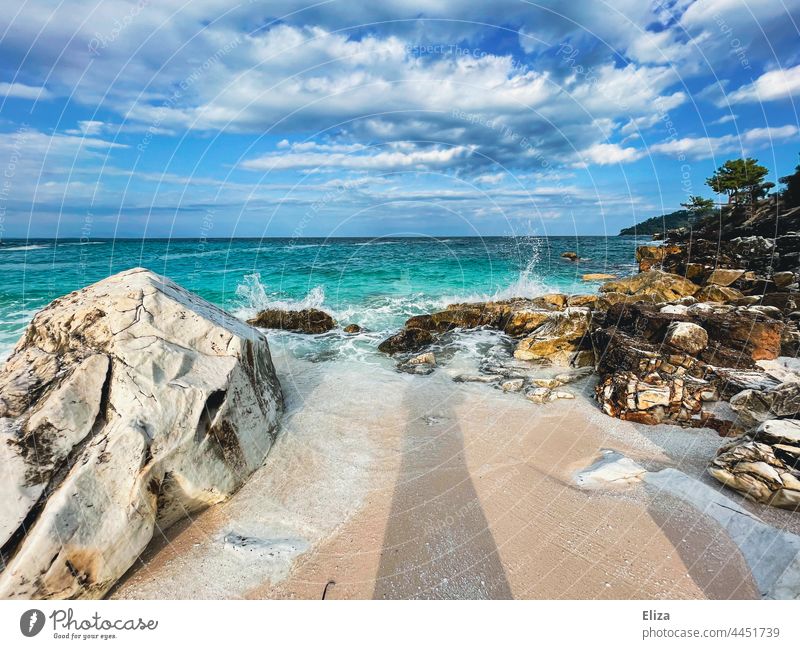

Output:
xmin=282 ymin=243 xmax=321 ymax=250
xmin=354 ymin=240 xmax=399 ymax=246
xmin=1 ymin=244 xmax=49 ymax=251
xmin=234 ymin=273 xmax=326 ymax=316
xmin=58 ymin=241 xmax=106 ymax=247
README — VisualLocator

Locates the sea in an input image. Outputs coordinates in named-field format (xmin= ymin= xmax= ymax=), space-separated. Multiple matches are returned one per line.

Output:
xmin=0 ymin=236 xmax=648 ymax=361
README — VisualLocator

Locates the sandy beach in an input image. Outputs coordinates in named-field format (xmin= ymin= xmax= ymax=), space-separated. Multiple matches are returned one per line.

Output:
xmin=112 ymin=341 xmax=800 ymax=600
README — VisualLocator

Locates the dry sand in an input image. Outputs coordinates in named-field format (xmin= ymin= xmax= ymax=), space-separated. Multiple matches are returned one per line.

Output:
xmin=112 ymin=350 xmax=800 ymax=600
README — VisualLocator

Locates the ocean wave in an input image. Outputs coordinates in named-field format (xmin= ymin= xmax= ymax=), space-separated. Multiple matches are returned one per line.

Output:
xmin=58 ymin=241 xmax=106 ymax=247
xmin=353 ymin=241 xmax=400 ymax=246
xmin=157 ymin=249 xmax=230 ymax=261
xmin=234 ymin=273 xmax=326 ymax=316
xmin=1 ymin=244 xmax=49 ymax=251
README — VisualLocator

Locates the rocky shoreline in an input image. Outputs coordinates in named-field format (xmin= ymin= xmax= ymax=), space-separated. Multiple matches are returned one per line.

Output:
xmin=1 ymin=196 xmax=798 ymax=600
xmin=361 ymin=195 xmax=800 ymax=510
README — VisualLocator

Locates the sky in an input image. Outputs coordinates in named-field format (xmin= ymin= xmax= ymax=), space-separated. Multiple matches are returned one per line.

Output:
xmin=0 ymin=0 xmax=798 ymax=239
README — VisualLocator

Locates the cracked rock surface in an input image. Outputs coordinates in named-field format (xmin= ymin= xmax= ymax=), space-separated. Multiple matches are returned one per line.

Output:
xmin=0 ymin=268 xmax=283 ymax=599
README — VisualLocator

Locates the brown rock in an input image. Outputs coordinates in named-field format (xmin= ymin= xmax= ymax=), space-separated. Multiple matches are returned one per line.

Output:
xmin=514 ymin=308 xmax=591 ymax=362
xmin=635 ymin=245 xmax=673 ymax=272
xmin=343 ymin=324 xmax=362 ymax=334
xmin=377 ymin=327 xmax=434 ymax=355
xmin=599 ymin=270 xmax=699 ymax=303
xmin=773 ymin=271 xmax=796 ymax=288
xmin=695 ymin=284 xmax=745 ymax=303
xmin=706 ymin=269 xmax=745 ymax=287
xmin=595 ymin=370 xmax=715 ymax=426
xmin=664 ymin=321 xmax=708 ymax=354
xmin=708 ymin=419 xmax=800 ymax=509
xmin=503 ymin=308 xmax=554 ymax=337
xmin=567 ymin=294 xmax=598 ymax=307
xmin=685 ymin=263 xmax=706 ymax=281
xmin=248 ymin=308 xmax=335 ymax=334
xmin=702 ymin=309 xmax=784 ymax=360
xmin=531 ymin=293 xmax=568 ymax=310
xmin=582 ymin=273 xmax=616 ymax=281
xmin=561 ymin=251 xmax=579 ymax=261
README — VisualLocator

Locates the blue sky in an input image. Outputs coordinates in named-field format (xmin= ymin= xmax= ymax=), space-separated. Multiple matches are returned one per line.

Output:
xmin=0 ymin=0 xmax=798 ymax=238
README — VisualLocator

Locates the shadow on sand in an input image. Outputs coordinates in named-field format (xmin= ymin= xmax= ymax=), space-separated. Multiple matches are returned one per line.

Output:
xmin=372 ymin=376 xmax=512 ymax=599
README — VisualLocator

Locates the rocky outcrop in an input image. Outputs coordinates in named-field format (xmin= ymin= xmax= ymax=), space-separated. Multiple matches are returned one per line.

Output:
xmin=561 ymin=251 xmax=579 ymax=261
xmin=635 ymin=244 xmax=681 ymax=272
xmin=596 ymin=301 xmax=783 ymax=364
xmin=729 ymin=382 xmax=800 ymax=428
xmin=0 ymin=269 xmax=283 ymax=599
xmin=709 ymin=420 xmax=800 ymax=509
xmin=377 ymin=296 xmax=573 ymax=353
xmin=343 ymin=324 xmax=362 ymax=334
xmin=514 ymin=307 xmax=592 ymax=365
xmin=592 ymin=326 xmax=723 ymax=428
xmin=248 ymin=308 xmax=335 ymax=334
xmin=599 ymin=270 xmax=699 ymax=304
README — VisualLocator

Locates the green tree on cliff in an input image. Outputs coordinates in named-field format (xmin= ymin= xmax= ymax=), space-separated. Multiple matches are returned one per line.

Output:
xmin=779 ymin=157 xmax=800 ymax=208
xmin=705 ymin=158 xmax=771 ymax=205
xmin=679 ymin=195 xmax=715 ymax=218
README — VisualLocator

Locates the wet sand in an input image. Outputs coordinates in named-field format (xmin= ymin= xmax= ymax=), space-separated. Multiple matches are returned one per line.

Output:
xmin=112 ymin=349 xmax=791 ymax=600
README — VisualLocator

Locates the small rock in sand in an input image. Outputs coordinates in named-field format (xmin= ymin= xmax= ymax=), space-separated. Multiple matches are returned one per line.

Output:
xmin=530 ymin=377 xmax=562 ymax=389
xmin=525 ymin=387 xmax=552 ymax=404
xmin=500 ymin=378 xmax=525 ymax=392
xmin=574 ymin=450 xmax=646 ymax=489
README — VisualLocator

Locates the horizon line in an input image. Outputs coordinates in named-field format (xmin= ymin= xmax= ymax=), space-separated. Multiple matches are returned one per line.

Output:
xmin=0 ymin=234 xmax=646 ymax=242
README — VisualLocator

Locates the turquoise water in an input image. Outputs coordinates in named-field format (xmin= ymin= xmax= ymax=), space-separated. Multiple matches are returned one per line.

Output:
xmin=0 ymin=236 xmax=647 ymax=358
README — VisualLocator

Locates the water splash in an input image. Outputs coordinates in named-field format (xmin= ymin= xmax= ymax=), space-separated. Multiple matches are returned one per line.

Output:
xmin=234 ymin=273 xmax=326 ymax=315
xmin=491 ymin=236 xmax=550 ymax=300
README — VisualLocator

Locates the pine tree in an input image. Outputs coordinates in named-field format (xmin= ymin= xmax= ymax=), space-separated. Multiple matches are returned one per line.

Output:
xmin=679 ymin=195 xmax=715 ymax=219
xmin=705 ymin=158 xmax=770 ymax=205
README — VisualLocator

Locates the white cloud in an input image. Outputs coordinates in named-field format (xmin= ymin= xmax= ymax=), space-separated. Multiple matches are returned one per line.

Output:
xmin=65 ymin=120 xmax=106 ymax=136
xmin=579 ymin=123 xmax=798 ymax=164
xmin=727 ymin=64 xmax=800 ymax=103
xmin=650 ymin=124 xmax=799 ymax=158
xmin=473 ymin=172 xmax=505 ymax=185
xmin=579 ymin=143 xmax=643 ymax=165
xmin=710 ymin=114 xmax=737 ymax=125
xmin=240 ymin=143 xmax=473 ymax=172
xmin=0 ymin=81 xmax=50 ymax=100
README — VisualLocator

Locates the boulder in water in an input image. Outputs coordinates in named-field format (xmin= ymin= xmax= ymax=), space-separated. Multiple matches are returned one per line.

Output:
xmin=378 ymin=327 xmax=434 ymax=355
xmin=248 ymin=308 xmax=335 ymax=334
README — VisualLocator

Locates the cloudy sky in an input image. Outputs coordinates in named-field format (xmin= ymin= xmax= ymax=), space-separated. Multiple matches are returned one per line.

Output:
xmin=0 ymin=0 xmax=799 ymax=238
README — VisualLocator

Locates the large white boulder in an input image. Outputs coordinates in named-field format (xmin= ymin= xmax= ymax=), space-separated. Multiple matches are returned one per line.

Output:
xmin=0 ymin=268 xmax=283 ymax=599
